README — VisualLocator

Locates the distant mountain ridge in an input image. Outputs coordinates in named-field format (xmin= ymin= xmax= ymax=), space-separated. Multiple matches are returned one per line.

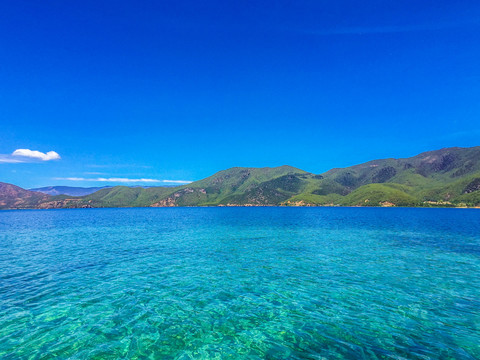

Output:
xmin=30 ymin=186 xmax=112 ymax=196
xmin=29 ymin=185 xmax=176 ymax=196
xmin=2 ymin=146 xmax=480 ymax=209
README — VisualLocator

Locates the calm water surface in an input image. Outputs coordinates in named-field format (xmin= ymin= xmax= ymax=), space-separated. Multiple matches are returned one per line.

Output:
xmin=0 ymin=207 xmax=479 ymax=359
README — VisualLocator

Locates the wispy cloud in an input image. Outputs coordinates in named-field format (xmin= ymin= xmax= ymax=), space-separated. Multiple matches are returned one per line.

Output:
xmin=162 ymin=180 xmax=193 ymax=184
xmin=0 ymin=156 xmax=24 ymax=163
xmin=87 ymin=164 xmax=153 ymax=169
xmin=0 ymin=149 xmax=61 ymax=163
xmin=54 ymin=177 xmax=192 ymax=184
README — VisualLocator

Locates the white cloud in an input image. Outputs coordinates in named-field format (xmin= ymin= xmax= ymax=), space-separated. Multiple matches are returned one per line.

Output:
xmin=54 ymin=177 xmax=192 ymax=184
xmin=98 ymin=177 xmax=162 ymax=183
xmin=0 ymin=149 xmax=61 ymax=163
xmin=12 ymin=149 xmax=61 ymax=161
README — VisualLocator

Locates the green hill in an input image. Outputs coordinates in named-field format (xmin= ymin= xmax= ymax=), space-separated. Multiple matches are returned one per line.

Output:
xmin=314 ymin=146 xmax=480 ymax=207
xmin=75 ymin=146 xmax=480 ymax=208
xmin=84 ymin=165 xmax=308 ymax=207
xmin=2 ymin=146 xmax=480 ymax=209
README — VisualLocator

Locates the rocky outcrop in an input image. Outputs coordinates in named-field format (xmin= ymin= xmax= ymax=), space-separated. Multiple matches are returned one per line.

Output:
xmin=36 ymin=199 xmax=93 ymax=209
xmin=464 ymin=178 xmax=480 ymax=194
xmin=150 ymin=188 xmax=207 ymax=207
xmin=150 ymin=198 xmax=177 ymax=207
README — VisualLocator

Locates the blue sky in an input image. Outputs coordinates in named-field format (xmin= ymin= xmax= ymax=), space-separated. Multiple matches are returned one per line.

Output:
xmin=1 ymin=0 xmax=479 ymax=188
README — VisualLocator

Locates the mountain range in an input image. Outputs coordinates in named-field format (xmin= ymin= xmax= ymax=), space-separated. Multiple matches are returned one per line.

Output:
xmin=29 ymin=186 xmax=112 ymax=196
xmin=28 ymin=185 xmax=171 ymax=196
xmin=1 ymin=146 xmax=480 ymax=210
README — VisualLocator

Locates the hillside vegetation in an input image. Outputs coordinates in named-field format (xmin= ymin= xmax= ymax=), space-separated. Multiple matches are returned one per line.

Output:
xmin=2 ymin=146 xmax=480 ymax=209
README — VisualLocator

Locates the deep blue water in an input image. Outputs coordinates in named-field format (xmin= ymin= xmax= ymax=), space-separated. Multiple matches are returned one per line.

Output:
xmin=0 ymin=207 xmax=479 ymax=359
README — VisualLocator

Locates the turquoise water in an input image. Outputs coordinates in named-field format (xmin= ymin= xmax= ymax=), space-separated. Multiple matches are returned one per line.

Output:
xmin=0 ymin=208 xmax=479 ymax=359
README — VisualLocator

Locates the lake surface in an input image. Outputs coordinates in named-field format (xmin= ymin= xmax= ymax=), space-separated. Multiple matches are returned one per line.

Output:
xmin=0 ymin=207 xmax=479 ymax=359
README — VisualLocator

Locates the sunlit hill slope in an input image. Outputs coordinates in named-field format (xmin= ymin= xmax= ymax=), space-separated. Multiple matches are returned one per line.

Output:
xmin=1 ymin=146 xmax=480 ymax=209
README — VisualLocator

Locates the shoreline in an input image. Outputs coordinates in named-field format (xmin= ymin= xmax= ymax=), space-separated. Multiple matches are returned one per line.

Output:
xmin=2 ymin=204 xmax=479 ymax=211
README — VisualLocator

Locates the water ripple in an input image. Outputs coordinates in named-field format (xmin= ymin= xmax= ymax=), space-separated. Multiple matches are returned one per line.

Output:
xmin=0 ymin=207 xmax=479 ymax=359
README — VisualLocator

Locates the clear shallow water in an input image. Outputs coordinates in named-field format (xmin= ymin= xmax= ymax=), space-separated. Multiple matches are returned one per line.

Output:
xmin=0 ymin=207 xmax=479 ymax=360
